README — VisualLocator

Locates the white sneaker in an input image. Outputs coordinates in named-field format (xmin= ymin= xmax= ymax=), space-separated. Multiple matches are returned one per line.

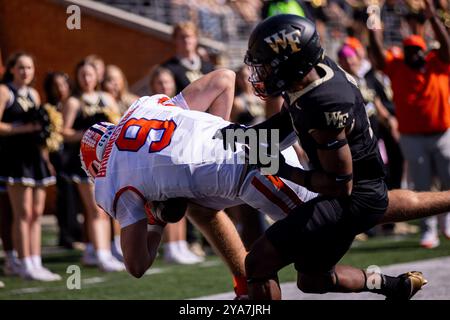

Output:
xmin=0 ymin=281 xmax=4 ymax=288
xmin=3 ymin=259 xmax=21 ymax=276
xmin=179 ymin=242 xmax=205 ymax=263
xmin=98 ymin=256 xmax=125 ymax=272
xmin=420 ymin=231 xmax=440 ymax=249
xmin=82 ymin=248 xmax=99 ymax=267
xmin=34 ymin=267 xmax=62 ymax=281
xmin=18 ymin=267 xmax=54 ymax=282
xmin=163 ymin=252 xmax=201 ymax=265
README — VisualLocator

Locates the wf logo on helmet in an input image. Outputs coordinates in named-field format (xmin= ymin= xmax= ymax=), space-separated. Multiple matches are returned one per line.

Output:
xmin=264 ymin=29 xmax=302 ymax=54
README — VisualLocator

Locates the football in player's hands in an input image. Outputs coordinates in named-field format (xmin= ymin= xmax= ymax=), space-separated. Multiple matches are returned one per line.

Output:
xmin=152 ymin=198 xmax=188 ymax=224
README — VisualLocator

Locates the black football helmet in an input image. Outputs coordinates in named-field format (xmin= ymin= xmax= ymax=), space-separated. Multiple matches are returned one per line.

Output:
xmin=245 ymin=14 xmax=324 ymax=98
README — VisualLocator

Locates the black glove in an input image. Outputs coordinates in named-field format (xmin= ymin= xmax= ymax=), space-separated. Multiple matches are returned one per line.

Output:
xmin=213 ymin=123 xmax=249 ymax=152
xmin=242 ymin=144 xmax=291 ymax=178
xmin=153 ymin=197 xmax=188 ymax=224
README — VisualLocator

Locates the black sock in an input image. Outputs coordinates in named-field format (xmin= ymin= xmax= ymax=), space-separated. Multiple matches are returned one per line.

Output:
xmin=362 ymin=270 xmax=401 ymax=297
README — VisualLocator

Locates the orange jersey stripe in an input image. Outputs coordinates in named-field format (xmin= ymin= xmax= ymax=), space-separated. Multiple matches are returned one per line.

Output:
xmin=251 ymin=176 xmax=291 ymax=214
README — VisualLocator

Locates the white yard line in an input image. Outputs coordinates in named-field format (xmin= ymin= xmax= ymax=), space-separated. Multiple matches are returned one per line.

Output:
xmin=193 ymin=256 xmax=450 ymax=300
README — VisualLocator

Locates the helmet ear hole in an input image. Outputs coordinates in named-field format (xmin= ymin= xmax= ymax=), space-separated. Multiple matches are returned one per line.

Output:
xmin=246 ymin=14 xmax=324 ymax=97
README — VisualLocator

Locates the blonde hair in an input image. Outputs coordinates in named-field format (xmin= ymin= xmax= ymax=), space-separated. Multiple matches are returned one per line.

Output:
xmin=172 ymin=21 xmax=198 ymax=39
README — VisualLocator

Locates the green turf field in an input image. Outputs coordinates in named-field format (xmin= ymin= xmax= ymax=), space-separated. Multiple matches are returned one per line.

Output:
xmin=1 ymin=226 xmax=450 ymax=299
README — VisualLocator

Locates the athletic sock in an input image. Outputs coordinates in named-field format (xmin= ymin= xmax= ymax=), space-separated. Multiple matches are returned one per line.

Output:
xmin=30 ymin=255 xmax=42 ymax=269
xmin=97 ymin=249 xmax=111 ymax=262
xmin=363 ymin=270 xmax=402 ymax=296
xmin=21 ymin=257 xmax=34 ymax=271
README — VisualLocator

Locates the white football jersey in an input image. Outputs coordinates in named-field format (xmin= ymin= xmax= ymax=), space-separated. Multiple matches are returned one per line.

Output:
xmin=95 ymin=95 xmax=245 ymax=218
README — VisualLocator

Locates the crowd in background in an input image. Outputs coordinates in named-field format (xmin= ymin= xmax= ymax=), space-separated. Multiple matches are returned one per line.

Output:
xmin=0 ymin=0 xmax=449 ymax=282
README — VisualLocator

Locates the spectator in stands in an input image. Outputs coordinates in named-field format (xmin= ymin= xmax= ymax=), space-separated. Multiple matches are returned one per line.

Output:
xmin=148 ymin=65 xmax=204 ymax=264
xmin=102 ymin=65 xmax=138 ymax=115
xmin=44 ymin=72 xmax=83 ymax=250
xmin=162 ymin=21 xmax=215 ymax=93
xmin=86 ymin=54 xmax=106 ymax=86
xmin=61 ymin=59 xmax=124 ymax=271
xmin=381 ymin=0 xmax=409 ymax=47
xmin=0 ymin=52 xmax=60 ymax=281
xmin=369 ymin=0 xmax=450 ymax=248
xmin=261 ymin=0 xmax=313 ymax=20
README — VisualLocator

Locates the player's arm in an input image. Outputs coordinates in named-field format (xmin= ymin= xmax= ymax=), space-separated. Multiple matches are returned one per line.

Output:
xmin=278 ymin=128 xmax=353 ymax=197
xmin=121 ymin=219 xmax=162 ymax=278
xmin=216 ymin=106 xmax=297 ymax=151
xmin=180 ymin=68 xmax=236 ymax=120
xmin=116 ymin=192 xmax=187 ymax=278
xmin=114 ymin=190 xmax=163 ymax=278
xmin=308 ymin=128 xmax=353 ymax=196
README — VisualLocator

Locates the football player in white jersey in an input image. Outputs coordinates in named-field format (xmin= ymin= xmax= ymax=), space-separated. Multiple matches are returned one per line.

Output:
xmin=80 ymin=69 xmax=317 ymax=298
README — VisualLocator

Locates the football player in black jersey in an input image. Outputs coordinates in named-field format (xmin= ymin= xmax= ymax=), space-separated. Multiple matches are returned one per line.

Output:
xmin=218 ymin=14 xmax=450 ymax=300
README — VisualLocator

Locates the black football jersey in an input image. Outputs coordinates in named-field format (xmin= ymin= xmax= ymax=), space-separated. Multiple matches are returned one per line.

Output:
xmin=283 ymin=56 xmax=385 ymax=182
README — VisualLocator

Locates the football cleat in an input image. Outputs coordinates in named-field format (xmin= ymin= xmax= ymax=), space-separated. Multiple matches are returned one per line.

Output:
xmin=386 ymin=271 xmax=428 ymax=300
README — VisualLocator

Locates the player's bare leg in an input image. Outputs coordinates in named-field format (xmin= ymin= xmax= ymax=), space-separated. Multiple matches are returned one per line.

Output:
xmin=296 ymin=265 xmax=426 ymax=300
xmin=181 ymin=69 xmax=235 ymax=120
xmin=245 ymin=235 xmax=288 ymax=300
xmin=186 ymin=202 xmax=248 ymax=297
xmin=381 ymin=189 xmax=450 ymax=224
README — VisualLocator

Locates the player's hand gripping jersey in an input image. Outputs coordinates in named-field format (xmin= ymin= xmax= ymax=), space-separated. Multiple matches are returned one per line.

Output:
xmin=94 ymin=95 xmax=317 ymax=228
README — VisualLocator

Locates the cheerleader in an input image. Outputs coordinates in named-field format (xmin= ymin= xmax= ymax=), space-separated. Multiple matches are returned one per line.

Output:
xmin=0 ymin=52 xmax=60 ymax=281
xmin=62 ymin=59 xmax=124 ymax=272
xmin=44 ymin=72 xmax=83 ymax=249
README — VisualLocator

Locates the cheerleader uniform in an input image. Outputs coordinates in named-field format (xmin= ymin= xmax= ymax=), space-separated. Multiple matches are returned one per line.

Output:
xmin=63 ymin=93 xmax=111 ymax=183
xmin=0 ymin=84 xmax=55 ymax=187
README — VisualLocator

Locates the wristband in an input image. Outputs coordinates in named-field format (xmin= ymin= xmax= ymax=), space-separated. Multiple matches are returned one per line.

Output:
xmin=147 ymin=224 xmax=164 ymax=235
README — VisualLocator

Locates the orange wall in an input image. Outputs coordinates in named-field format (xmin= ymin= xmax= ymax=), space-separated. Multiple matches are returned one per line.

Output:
xmin=0 ymin=0 xmax=174 ymax=99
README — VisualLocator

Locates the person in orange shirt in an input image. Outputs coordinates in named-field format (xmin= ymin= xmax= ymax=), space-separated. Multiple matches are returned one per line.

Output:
xmin=369 ymin=0 xmax=450 ymax=248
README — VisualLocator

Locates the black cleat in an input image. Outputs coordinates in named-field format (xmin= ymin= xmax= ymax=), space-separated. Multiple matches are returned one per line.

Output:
xmin=385 ymin=271 xmax=428 ymax=301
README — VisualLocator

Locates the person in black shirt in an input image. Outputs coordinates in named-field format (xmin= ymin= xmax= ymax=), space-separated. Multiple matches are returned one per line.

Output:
xmin=162 ymin=22 xmax=215 ymax=93
xmin=217 ymin=14 xmax=450 ymax=300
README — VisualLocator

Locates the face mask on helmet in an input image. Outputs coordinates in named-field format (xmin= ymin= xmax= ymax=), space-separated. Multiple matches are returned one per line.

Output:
xmin=245 ymin=57 xmax=273 ymax=99
xmin=80 ymin=122 xmax=116 ymax=181
xmin=245 ymin=14 xmax=324 ymax=99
